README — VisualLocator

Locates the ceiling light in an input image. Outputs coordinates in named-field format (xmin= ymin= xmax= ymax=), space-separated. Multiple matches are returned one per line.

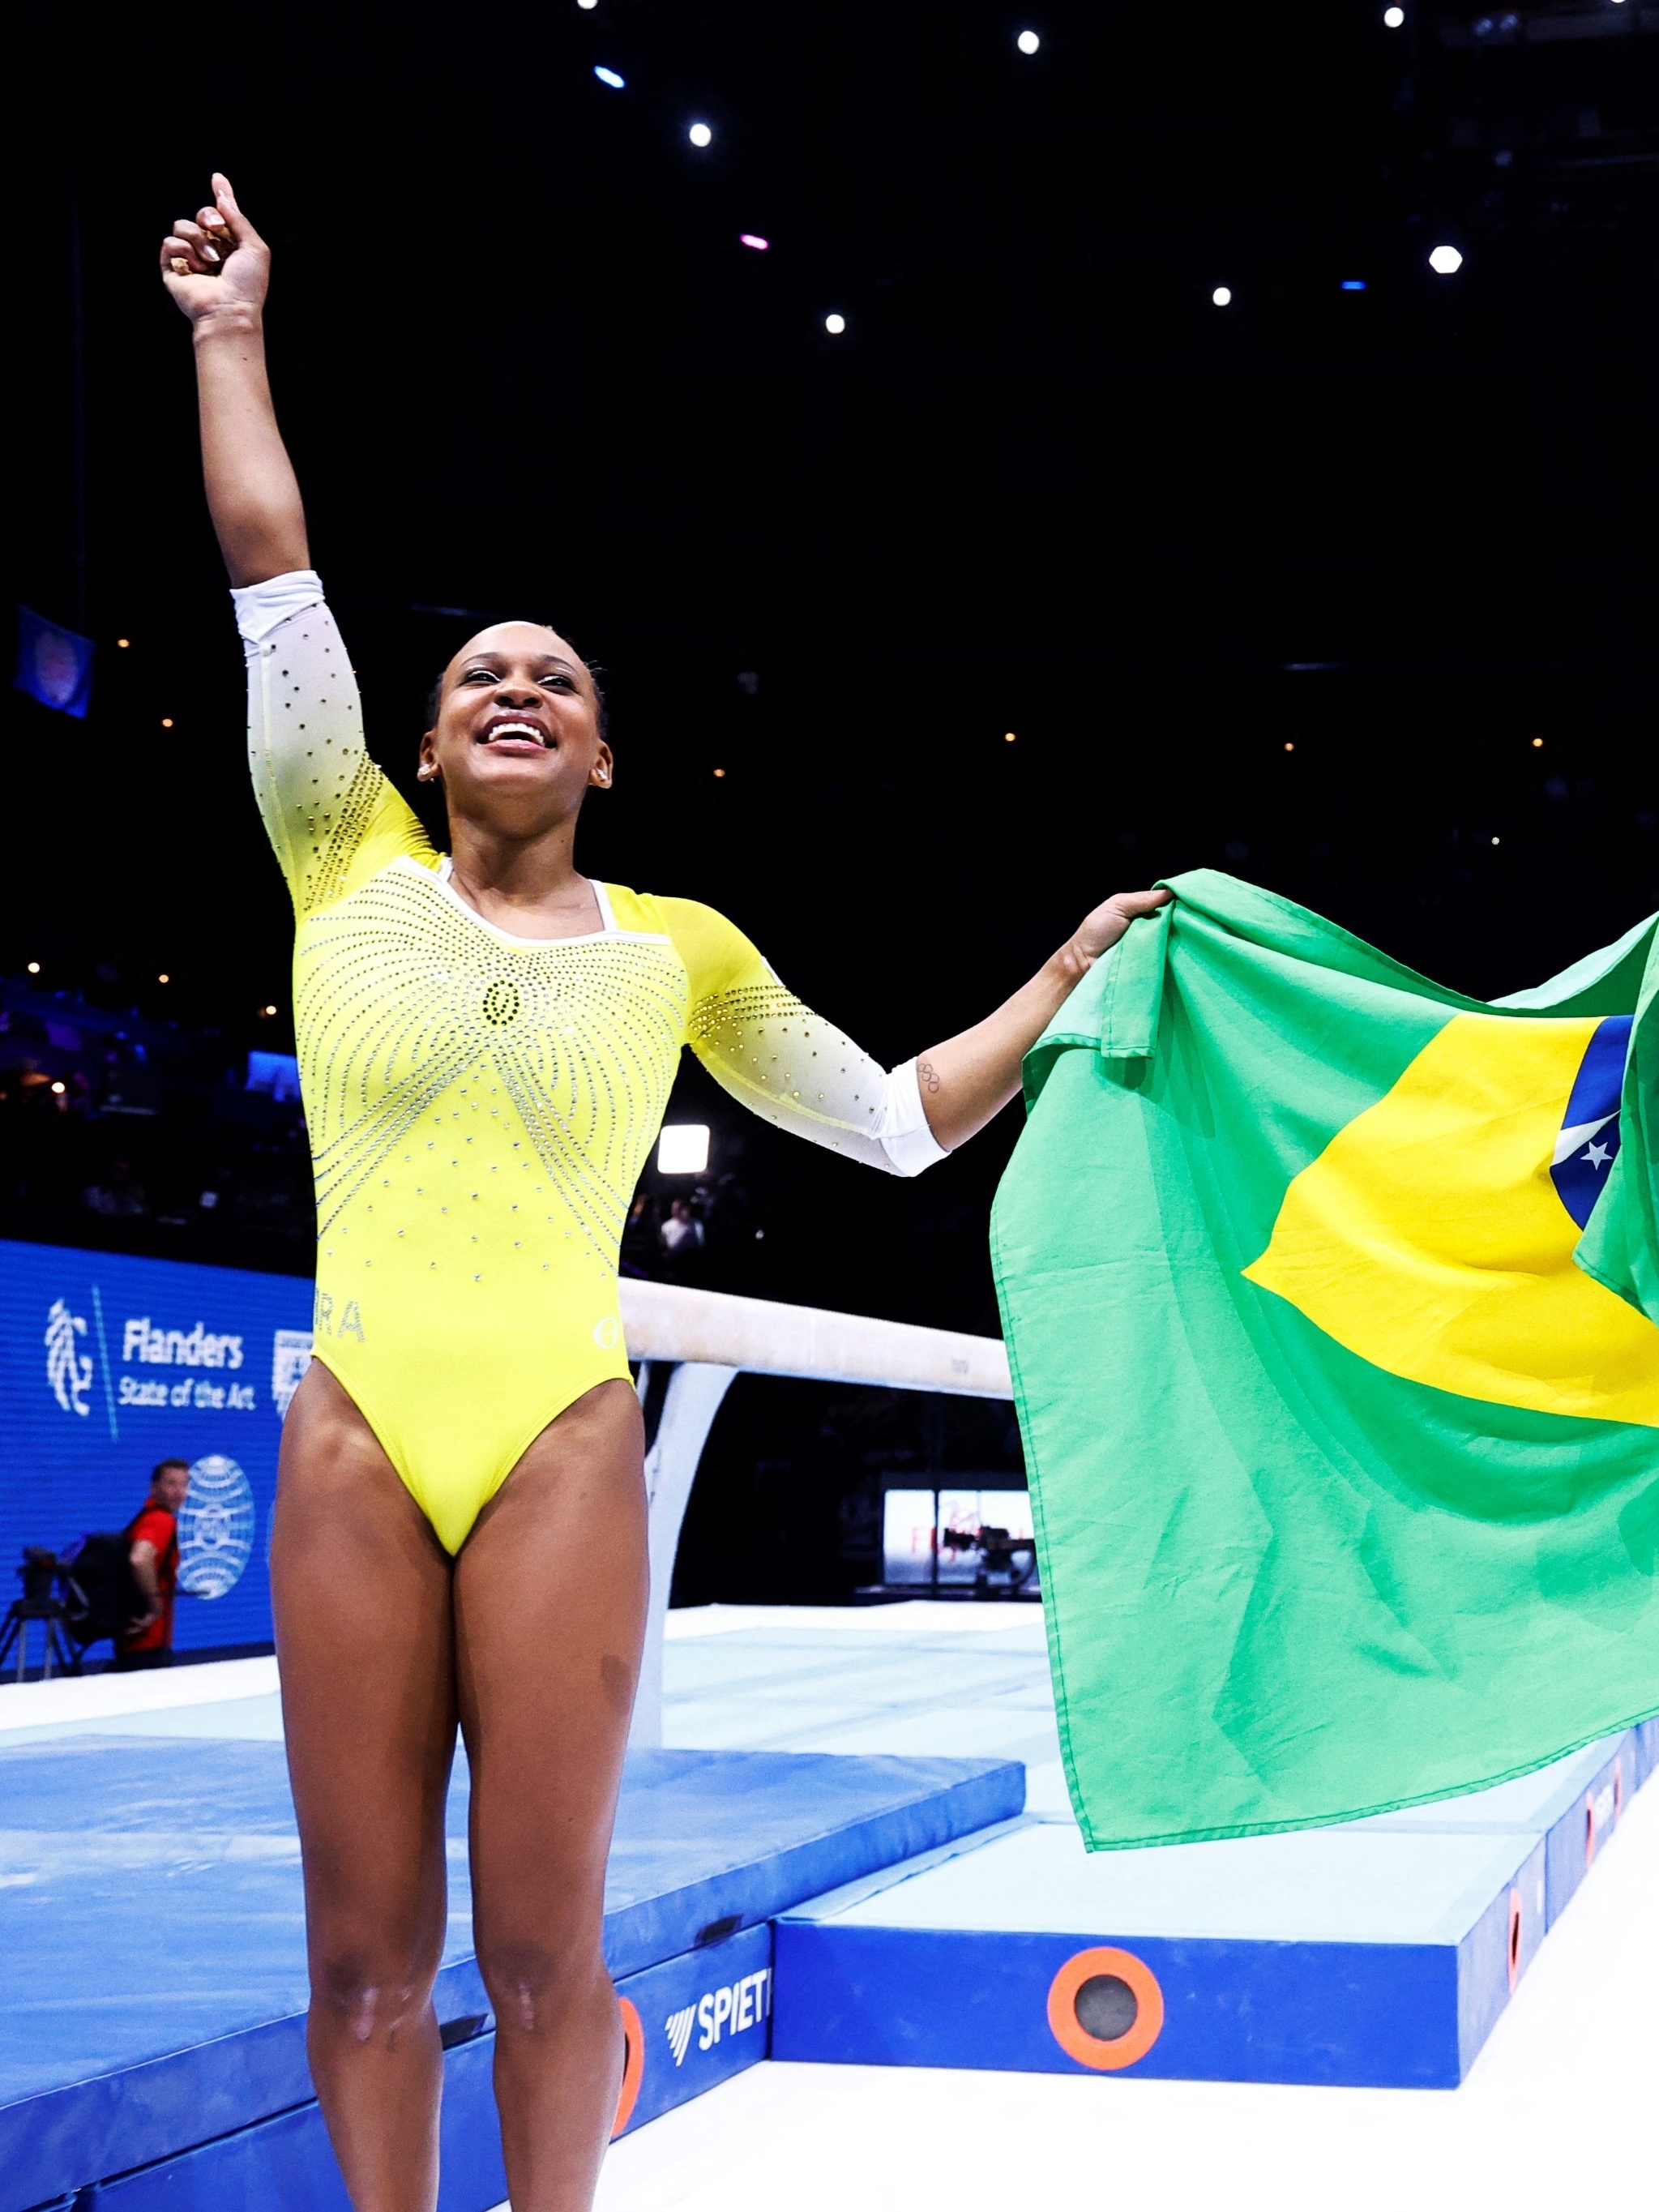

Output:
xmin=1383 ymin=4 xmax=1405 ymax=23
xmin=1016 ymin=29 xmax=1041 ymax=53
xmin=658 ymin=1124 xmax=710 ymax=1175
xmin=1212 ymin=285 xmax=1233 ymax=307
xmin=688 ymin=122 xmax=712 ymax=147
xmin=26 ymin=961 xmax=40 ymax=974
xmin=1429 ymin=244 xmax=1464 ymax=275
xmin=824 ymin=312 xmax=846 ymax=334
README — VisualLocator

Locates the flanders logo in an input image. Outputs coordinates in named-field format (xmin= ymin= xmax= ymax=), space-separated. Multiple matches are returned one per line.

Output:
xmin=664 ymin=2005 xmax=695 ymax=2067
xmin=45 ymin=1298 xmax=94 ymax=1418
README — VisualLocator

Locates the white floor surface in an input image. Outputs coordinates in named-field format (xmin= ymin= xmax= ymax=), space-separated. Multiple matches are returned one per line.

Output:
xmin=3 ymin=1604 xmax=1653 ymax=2212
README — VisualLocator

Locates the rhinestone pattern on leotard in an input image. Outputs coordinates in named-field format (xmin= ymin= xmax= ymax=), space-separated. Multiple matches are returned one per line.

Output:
xmin=243 ymin=593 xmax=915 ymax=1547
xmin=297 ymin=864 xmax=686 ymax=1264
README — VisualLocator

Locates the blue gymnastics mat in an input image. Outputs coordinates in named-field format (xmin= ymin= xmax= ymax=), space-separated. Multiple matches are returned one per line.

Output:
xmin=0 ymin=1735 xmax=1022 ymax=2211
xmin=775 ymin=1731 xmax=1646 ymax=2091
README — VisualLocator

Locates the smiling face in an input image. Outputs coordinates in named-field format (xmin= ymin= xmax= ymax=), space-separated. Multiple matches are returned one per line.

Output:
xmin=419 ymin=622 xmax=613 ymax=837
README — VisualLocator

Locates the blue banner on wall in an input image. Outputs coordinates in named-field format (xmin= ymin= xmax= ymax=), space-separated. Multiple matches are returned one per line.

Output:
xmin=13 ymin=606 xmax=95 ymax=719
xmin=0 ymin=1239 xmax=313 ymax=1655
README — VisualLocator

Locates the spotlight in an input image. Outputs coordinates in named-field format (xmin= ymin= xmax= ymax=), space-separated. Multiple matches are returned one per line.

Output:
xmin=1004 ymin=731 xmax=1017 ymax=743
xmin=712 ymin=768 xmax=726 ymax=778
xmin=1016 ymin=29 xmax=1041 ymax=53
xmin=50 ymin=1081 xmax=65 ymax=1095
xmin=160 ymin=717 xmax=174 ymax=728
xmin=158 ymin=973 xmax=170 ymax=985
xmin=577 ymin=0 xmax=597 ymax=8
xmin=593 ymin=65 xmax=625 ymax=88
xmin=824 ymin=312 xmax=846 ymax=334
xmin=1212 ymin=285 xmax=1233 ymax=307
xmin=740 ymin=233 xmax=769 ymax=250
xmin=1429 ymin=244 xmax=1464 ymax=275
xmin=1490 ymin=836 xmax=1500 ymax=846
xmin=1340 ymin=279 xmax=1367 ymax=292
xmin=1284 ymin=742 xmax=1295 ymax=752
xmin=117 ymin=637 xmax=130 ymax=648
xmin=1531 ymin=737 xmax=1544 ymax=748
xmin=26 ymin=961 xmax=40 ymax=975
xmin=658 ymin=1124 xmax=710 ymax=1175
xmin=688 ymin=122 xmax=712 ymax=147
xmin=1383 ymin=4 xmax=1405 ymax=22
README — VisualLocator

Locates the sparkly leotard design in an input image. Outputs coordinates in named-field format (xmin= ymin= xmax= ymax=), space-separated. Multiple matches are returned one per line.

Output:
xmin=240 ymin=573 xmax=941 ymax=1550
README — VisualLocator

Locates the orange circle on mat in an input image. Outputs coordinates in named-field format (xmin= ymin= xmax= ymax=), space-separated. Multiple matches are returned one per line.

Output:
xmin=612 ymin=1996 xmax=644 ymax=2137
xmin=1046 ymin=1947 xmax=1165 ymax=2070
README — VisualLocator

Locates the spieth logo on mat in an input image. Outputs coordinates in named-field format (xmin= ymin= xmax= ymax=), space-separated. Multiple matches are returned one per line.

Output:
xmin=45 ymin=1298 xmax=94 ymax=1418
xmin=664 ymin=1967 xmax=772 ymax=2065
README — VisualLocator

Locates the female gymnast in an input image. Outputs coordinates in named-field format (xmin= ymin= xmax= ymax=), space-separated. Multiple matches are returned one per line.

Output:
xmin=160 ymin=173 xmax=1168 ymax=2212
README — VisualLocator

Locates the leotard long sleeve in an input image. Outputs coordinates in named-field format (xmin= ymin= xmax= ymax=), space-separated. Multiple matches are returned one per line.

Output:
xmin=236 ymin=571 xmax=944 ymax=1549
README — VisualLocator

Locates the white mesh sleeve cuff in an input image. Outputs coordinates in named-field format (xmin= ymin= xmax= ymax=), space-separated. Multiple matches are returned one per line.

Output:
xmin=877 ymin=1059 xmax=950 ymax=1176
xmin=231 ymin=570 xmax=327 ymax=646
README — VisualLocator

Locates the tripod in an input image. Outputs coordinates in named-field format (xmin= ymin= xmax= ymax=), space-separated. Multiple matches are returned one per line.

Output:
xmin=0 ymin=1551 xmax=83 ymax=1681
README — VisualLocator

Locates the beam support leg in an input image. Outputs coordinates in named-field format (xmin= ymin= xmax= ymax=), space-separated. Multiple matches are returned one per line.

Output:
xmin=628 ymin=1360 xmax=739 ymax=1749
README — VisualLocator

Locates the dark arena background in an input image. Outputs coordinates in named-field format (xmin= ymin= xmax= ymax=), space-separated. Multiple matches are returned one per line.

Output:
xmin=2 ymin=0 xmax=1656 ymax=1607
xmin=5 ymin=6 xmax=1659 ymax=2206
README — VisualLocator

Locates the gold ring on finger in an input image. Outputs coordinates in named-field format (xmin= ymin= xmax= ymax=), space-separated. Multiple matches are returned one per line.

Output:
xmin=170 ymin=257 xmax=190 ymax=275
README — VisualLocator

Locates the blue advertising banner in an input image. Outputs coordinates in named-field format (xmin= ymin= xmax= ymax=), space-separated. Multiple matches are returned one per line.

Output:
xmin=13 ymin=605 xmax=95 ymax=719
xmin=0 ymin=1239 xmax=313 ymax=1656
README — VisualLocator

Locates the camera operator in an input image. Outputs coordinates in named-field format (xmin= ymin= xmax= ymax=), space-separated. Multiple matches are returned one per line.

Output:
xmin=114 ymin=1458 xmax=189 ymax=1671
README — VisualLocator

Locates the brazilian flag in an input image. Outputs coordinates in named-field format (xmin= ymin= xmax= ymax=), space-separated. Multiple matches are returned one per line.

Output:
xmin=991 ymin=871 xmax=1659 ymax=1849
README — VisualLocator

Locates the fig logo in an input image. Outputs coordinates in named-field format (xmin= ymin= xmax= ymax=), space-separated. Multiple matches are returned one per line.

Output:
xmin=665 ymin=2004 xmax=696 ymax=2067
xmin=45 ymin=1299 xmax=94 ymax=1418
xmin=177 ymin=1455 xmax=258 ymax=1599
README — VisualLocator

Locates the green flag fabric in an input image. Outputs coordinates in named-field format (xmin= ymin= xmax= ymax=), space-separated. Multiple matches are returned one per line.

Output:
xmin=990 ymin=870 xmax=1659 ymax=1849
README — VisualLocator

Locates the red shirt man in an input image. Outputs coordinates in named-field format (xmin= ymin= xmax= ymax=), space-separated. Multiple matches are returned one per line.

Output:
xmin=115 ymin=1458 xmax=189 ymax=1671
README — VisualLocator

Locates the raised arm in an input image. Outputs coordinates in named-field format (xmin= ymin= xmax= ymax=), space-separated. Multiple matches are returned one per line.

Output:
xmin=913 ymin=888 xmax=1171 ymax=1149
xmin=160 ymin=173 xmax=308 ymax=585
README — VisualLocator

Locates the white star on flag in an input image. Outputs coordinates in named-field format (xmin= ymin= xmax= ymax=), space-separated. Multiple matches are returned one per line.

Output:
xmin=1583 ymin=1140 xmax=1613 ymax=1170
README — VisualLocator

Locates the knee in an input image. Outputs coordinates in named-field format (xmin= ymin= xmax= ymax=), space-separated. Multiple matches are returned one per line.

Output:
xmin=310 ymin=1943 xmax=441 ymax=2048
xmin=476 ymin=1928 xmax=607 ymax=2039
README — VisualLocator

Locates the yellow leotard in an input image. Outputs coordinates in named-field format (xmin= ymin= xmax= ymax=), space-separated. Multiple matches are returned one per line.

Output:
xmin=238 ymin=573 xmax=942 ymax=1550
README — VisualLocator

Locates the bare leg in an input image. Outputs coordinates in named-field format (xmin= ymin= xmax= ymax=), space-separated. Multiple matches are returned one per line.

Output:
xmin=272 ymin=1362 xmax=458 ymax=2212
xmin=455 ymin=1379 xmax=648 ymax=2212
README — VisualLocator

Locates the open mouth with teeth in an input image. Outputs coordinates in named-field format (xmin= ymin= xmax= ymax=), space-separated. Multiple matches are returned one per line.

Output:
xmin=478 ymin=717 xmax=555 ymax=751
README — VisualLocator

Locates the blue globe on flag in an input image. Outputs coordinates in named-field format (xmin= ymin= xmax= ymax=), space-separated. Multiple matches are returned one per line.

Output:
xmin=178 ymin=1454 xmax=257 ymax=1599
